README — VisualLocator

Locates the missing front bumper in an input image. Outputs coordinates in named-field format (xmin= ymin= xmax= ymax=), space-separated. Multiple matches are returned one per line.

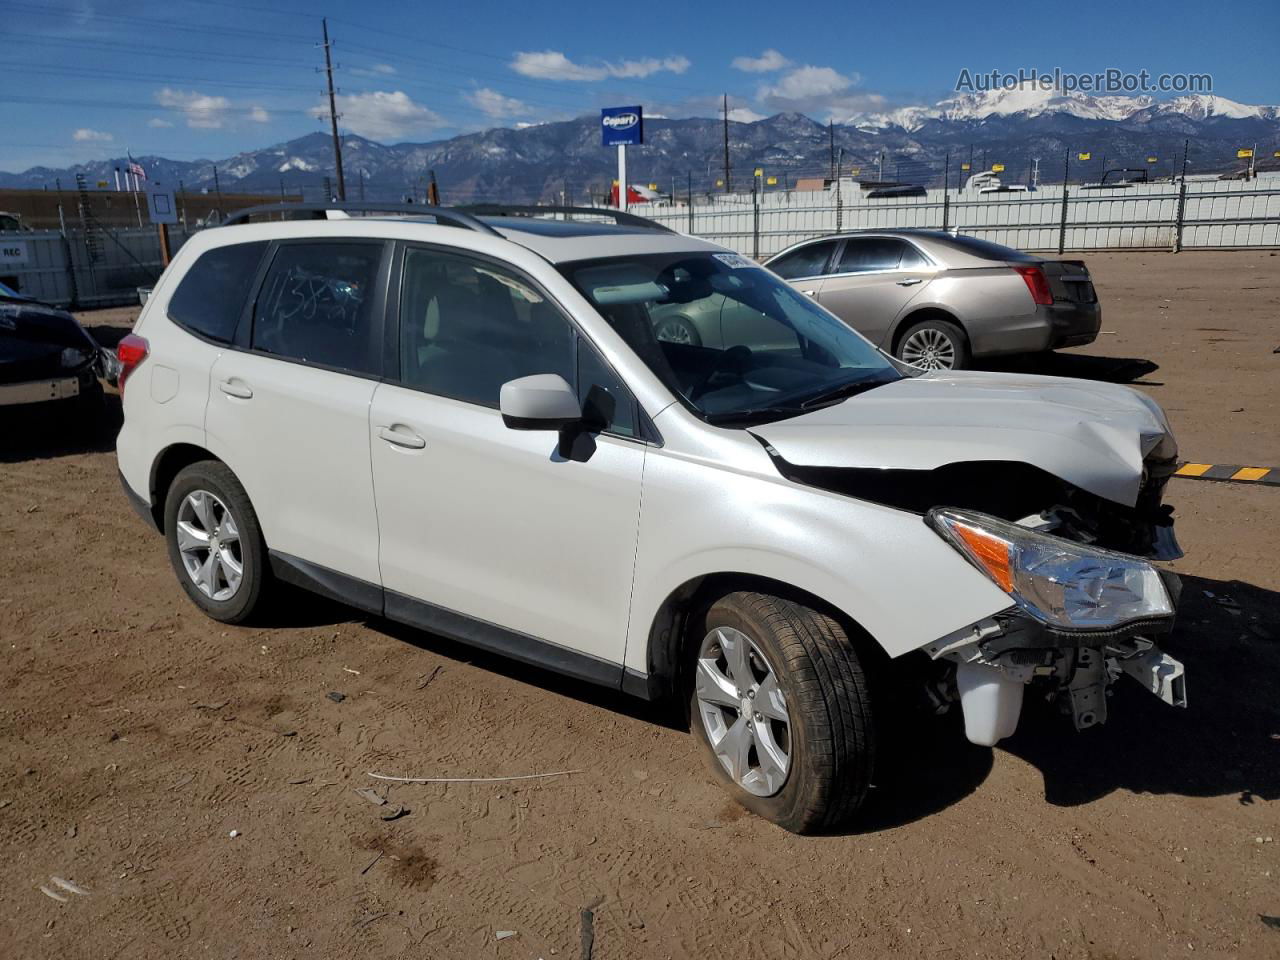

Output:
xmin=926 ymin=616 xmax=1187 ymax=746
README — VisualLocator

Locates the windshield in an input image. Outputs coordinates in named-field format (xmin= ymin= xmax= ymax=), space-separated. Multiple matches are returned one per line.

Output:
xmin=559 ymin=251 xmax=900 ymax=424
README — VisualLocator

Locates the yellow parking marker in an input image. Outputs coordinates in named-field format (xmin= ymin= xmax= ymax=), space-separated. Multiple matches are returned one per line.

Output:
xmin=1175 ymin=463 xmax=1212 ymax=477
xmin=1230 ymin=466 xmax=1271 ymax=482
xmin=1173 ymin=462 xmax=1279 ymax=487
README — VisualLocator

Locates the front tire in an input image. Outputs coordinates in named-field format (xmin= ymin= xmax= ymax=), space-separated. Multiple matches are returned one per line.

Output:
xmin=163 ymin=460 xmax=268 ymax=624
xmin=689 ymin=591 xmax=876 ymax=834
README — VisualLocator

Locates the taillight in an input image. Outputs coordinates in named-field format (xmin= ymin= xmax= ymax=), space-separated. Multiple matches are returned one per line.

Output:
xmin=1013 ymin=265 xmax=1054 ymax=306
xmin=116 ymin=334 xmax=149 ymax=396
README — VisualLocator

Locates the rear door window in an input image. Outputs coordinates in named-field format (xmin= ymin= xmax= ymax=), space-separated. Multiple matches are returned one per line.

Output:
xmin=250 ymin=242 xmax=384 ymax=375
xmin=768 ymin=241 xmax=837 ymax=280
xmin=167 ymin=241 xmax=268 ymax=343
xmin=835 ymin=238 xmax=910 ymax=273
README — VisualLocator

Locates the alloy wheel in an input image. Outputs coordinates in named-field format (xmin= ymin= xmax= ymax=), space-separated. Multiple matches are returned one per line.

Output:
xmin=694 ymin=626 xmax=791 ymax=797
xmin=654 ymin=318 xmax=695 ymax=345
xmin=175 ymin=490 xmax=244 ymax=602
xmin=900 ymin=327 xmax=957 ymax=370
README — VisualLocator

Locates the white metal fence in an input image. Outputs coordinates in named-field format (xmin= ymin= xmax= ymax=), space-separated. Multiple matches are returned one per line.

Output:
xmin=1 ymin=226 xmax=193 ymax=308
xmin=640 ymin=175 xmax=1280 ymax=259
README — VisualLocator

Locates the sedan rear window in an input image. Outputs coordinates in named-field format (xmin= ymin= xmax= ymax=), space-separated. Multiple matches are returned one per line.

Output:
xmin=931 ymin=234 xmax=1037 ymax=262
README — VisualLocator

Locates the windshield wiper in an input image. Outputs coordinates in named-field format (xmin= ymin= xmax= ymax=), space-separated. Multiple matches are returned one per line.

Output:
xmin=703 ymin=405 xmax=806 ymax=426
xmin=798 ymin=375 xmax=894 ymax=410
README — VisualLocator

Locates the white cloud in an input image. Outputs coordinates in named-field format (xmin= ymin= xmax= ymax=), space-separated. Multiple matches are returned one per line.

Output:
xmin=510 ymin=50 xmax=689 ymax=81
xmin=155 ymin=88 xmax=232 ymax=128
xmin=727 ymin=107 xmax=766 ymax=123
xmin=313 ymin=90 xmax=446 ymax=141
xmin=465 ymin=88 xmax=530 ymax=119
xmin=351 ymin=63 xmax=397 ymax=77
xmin=761 ymin=65 xmax=857 ymax=101
xmin=731 ymin=49 xmax=790 ymax=73
xmin=72 ymin=128 xmax=113 ymax=142
xmin=147 ymin=117 xmax=174 ymax=128
xmin=249 ymin=106 xmax=270 ymax=123
xmin=755 ymin=65 xmax=881 ymax=118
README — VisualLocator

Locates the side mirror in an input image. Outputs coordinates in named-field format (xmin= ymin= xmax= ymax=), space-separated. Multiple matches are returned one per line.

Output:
xmin=500 ymin=374 xmax=581 ymax=430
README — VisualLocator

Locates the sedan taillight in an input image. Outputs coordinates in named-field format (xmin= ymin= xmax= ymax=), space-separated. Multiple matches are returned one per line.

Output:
xmin=1013 ymin=265 xmax=1054 ymax=306
xmin=116 ymin=334 xmax=149 ymax=396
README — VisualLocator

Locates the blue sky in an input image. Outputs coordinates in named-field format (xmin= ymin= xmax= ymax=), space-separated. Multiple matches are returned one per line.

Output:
xmin=4 ymin=0 xmax=1277 ymax=171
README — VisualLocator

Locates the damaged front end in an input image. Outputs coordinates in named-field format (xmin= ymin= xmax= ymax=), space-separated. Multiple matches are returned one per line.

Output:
xmin=920 ymin=508 xmax=1186 ymax=746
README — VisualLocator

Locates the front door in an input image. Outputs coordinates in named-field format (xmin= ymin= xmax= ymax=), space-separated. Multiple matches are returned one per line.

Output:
xmin=369 ymin=245 xmax=646 ymax=671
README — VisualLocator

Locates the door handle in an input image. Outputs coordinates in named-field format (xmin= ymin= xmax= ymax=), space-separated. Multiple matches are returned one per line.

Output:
xmin=219 ymin=379 xmax=253 ymax=399
xmin=896 ymin=278 xmax=923 ymax=286
xmin=801 ymin=289 xmax=817 ymax=297
xmin=378 ymin=425 xmax=426 ymax=450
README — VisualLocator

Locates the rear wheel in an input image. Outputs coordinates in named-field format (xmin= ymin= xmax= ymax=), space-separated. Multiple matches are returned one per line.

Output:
xmin=896 ymin=318 xmax=970 ymax=371
xmin=689 ymin=591 xmax=876 ymax=834
xmin=653 ymin=314 xmax=701 ymax=347
xmin=163 ymin=460 xmax=268 ymax=624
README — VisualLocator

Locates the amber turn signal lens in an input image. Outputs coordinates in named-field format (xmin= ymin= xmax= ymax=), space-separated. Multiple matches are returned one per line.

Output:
xmin=953 ymin=522 xmax=1014 ymax=593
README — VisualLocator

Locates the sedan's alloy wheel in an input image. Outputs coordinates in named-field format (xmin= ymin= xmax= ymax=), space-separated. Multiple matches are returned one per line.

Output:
xmin=176 ymin=490 xmax=244 ymax=601
xmin=900 ymin=327 xmax=957 ymax=370
xmin=694 ymin=626 xmax=791 ymax=797
xmin=654 ymin=317 xmax=695 ymax=345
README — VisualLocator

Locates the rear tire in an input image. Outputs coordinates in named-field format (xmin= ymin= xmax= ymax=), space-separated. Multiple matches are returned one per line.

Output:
xmin=689 ymin=591 xmax=876 ymax=834
xmin=653 ymin=314 xmax=702 ymax=347
xmin=163 ymin=460 xmax=269 ymax=624
xmin=896 ymin=318 xmax=970 ymax=371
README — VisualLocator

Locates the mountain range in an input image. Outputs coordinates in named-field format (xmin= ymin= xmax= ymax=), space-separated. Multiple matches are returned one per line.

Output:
xmin=4 ymin=88 xmax=1277 ymax=204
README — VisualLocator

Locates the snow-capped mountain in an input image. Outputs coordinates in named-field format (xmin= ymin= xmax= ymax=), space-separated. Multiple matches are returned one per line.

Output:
xmin=3 ymin=94 xmax=1276 ymax=203
xmin=849 ymin=86 xmax=1278 ymax=132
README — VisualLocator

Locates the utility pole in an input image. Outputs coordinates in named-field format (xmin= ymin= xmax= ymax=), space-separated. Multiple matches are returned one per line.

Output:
xmin=321 ymin=18 xmax=346 ymax=200
xmin=212 ymin=164 xmax=222 ymax=207
xmin=829 ymin=120 xmax=835 ymax=180
xmin=722 ymin=94 xmax=731 ymax=194
xmin=1173 ymin=138 xmax=1189 ymax=252
xmin=358 ymin=170 xmax=365 ymax=202
xmin=1058 ymin=148 xmax=1070 ymax=255
xmin=427 ymin=169 xmax=439 ymax=205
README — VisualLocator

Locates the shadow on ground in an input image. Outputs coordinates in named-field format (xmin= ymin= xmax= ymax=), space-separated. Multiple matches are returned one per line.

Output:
xmin=1005 ymin=573 xmax=1280 ymax=807
xmin=254 ymin=569 xmax=1278 ymax=833
xmin=0 ymin=390 xmax=121 ymax=463
xmin=976 ymin=351 xmax=1162 ymax=386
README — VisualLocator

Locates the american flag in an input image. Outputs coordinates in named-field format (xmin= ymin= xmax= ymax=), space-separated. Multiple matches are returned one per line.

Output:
xmin=128 ymin=160 xmax=147 ymax=181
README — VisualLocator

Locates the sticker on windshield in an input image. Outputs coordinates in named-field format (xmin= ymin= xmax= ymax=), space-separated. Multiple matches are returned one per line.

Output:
xmin=713 ymin=253 xmax=757 ymax=270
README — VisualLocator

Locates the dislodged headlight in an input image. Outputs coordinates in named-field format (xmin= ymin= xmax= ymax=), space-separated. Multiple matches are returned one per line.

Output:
xmin=927 ymin=507 xmax=1173 ymax=631
xmin=60 ymin=346 xmax=90 ymax=368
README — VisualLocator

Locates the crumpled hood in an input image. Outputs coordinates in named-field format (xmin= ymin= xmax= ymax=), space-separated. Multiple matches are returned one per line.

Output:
xmin=751 ymin=370 xmax=1176 ymax=507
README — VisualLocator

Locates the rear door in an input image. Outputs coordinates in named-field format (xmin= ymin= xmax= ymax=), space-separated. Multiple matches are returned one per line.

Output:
xmin=205 ymin=239 xmax=389 ymax=588
xmin=816 ymin=237 xmax=935 ymax=346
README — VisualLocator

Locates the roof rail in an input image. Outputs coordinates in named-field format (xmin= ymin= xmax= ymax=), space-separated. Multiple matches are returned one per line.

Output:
xmin=455 ymin=204 xmax=675 ymax=233
xmin=218 ymin=202 xmax=502 ymax=235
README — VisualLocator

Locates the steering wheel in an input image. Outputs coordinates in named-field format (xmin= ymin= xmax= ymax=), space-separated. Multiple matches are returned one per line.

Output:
xmin=689 ymin=344 xmax=753 ymax=401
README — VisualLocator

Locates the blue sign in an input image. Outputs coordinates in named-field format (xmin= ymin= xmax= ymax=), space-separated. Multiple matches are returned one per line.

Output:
xmin=601 ymin=105 xmax=643 ymax=146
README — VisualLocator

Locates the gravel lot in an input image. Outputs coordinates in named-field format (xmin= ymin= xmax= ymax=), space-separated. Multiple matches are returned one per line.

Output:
xmin=2 ymin=250 xmax=1278 ymax=959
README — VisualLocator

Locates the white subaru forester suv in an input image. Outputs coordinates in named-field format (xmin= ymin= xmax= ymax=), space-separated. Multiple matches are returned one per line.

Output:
xmin=117 ymin=203 xmax=1187 ymax=833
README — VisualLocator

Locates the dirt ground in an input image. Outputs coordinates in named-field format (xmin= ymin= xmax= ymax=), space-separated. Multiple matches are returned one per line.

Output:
xmin=1 ymin=250 xmax=1278 ymax=959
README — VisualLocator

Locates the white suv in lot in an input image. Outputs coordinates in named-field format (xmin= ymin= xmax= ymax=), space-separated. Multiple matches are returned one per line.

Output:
xmin=117 ymin=203 xmax=1187 ymax=833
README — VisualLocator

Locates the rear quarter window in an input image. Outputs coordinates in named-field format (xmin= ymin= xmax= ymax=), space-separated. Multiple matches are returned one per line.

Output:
xmin=167 ymin=241 xmax=268 ymax=343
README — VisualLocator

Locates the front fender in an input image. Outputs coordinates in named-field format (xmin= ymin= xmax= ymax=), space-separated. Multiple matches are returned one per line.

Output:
xmin=623 ymin=447 xmax=1013 ymax=676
